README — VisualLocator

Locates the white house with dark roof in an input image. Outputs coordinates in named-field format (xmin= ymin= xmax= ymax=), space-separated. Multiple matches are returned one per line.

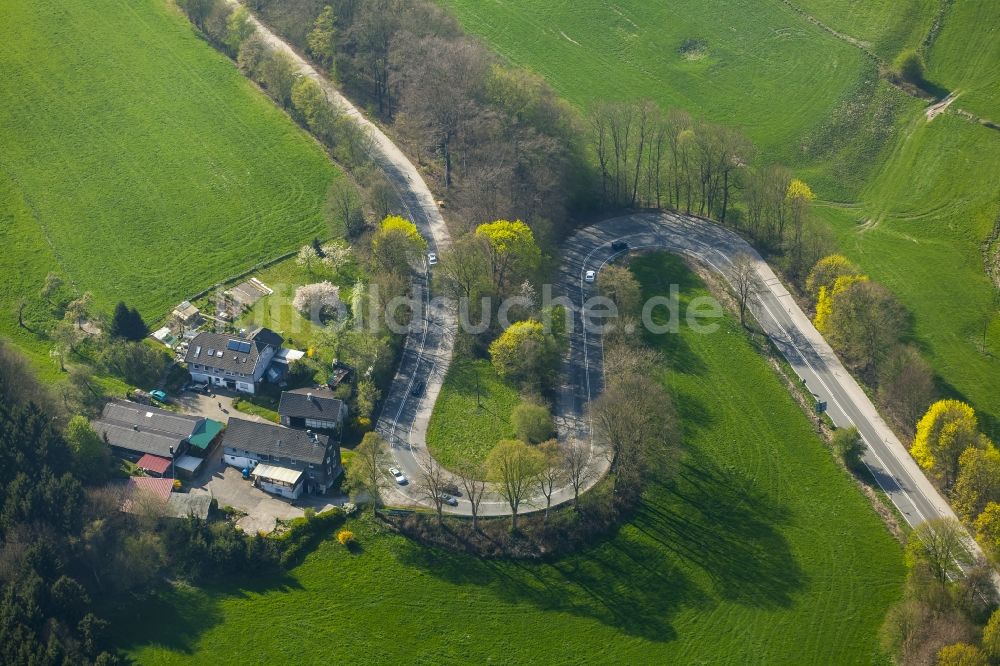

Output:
xmin=221 ymin=417 xmax=342 ymax=497
xmin=278 ymin=387 xmax=347 ymax=432
xmin=184 ymin=327 xmax=283 ymax=394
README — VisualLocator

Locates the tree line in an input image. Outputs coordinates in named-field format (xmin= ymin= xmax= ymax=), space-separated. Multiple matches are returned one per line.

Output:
xmin=248 ymin=0 xmax=587 ymax=244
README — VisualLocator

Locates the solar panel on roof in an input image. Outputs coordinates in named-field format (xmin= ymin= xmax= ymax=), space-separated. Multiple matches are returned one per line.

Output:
xmin=239 ymin=341 xmax=251 ymax=353
xmin=227 ymin=340 xmax=241 ymax=351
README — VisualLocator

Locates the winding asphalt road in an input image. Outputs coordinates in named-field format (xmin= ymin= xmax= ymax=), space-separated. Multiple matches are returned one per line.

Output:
xmin=241 ymin=8 xmax=965 ymax=534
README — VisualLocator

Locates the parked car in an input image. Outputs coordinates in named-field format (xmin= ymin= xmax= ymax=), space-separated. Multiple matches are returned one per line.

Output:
xmin=150 ymin=389 xmax=169 ymax=403
xmin=427 ymin=252 xmax=438 ymax=266
xmin=389 ymin=467 xmax=408 ymax=485
xmin=611 ymin=240 xmax=629 ymax=252
xmin=439 ymin=493 xmax=458 ymax=506
xmin=410 ymin=380 xmax=426 ymax=397
xmin=584 ymin=270 xmax=596 ymax=283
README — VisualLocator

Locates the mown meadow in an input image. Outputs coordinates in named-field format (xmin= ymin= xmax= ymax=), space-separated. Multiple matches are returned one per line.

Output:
xmin=438 ymin=0 xmax=1000 ymax=432
xmin=118 ymin=253 xmax=904 ymax=664
xmin=0 ymin=0 xmax=344 ymax=378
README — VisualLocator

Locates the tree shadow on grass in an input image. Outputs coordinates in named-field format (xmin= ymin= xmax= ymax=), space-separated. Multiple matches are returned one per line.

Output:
xmin=393 ymin=530 xmax=703 ymax=642
xmin=637 ymin=448 xmax=805 ymax=609
xmin=107 ymin=569 xmax=302 ymax=656
xmin=395 ymin=447 xmax=805 ymax=642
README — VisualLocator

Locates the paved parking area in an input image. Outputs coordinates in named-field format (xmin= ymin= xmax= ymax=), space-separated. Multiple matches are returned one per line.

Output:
xmin=188 ymin=454 xmax=345 ymax=534
xmin=173 ymin=389 xmax=255 ymax=424
xmin=176 ymin=391 xmax=345 ymax=534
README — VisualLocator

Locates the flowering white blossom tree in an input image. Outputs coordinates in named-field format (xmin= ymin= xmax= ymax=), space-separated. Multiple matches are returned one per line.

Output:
xmin=293 ymin=281 xmax=342 ymax=321
xmin=321 ymin=240 xmax=353 ymax=272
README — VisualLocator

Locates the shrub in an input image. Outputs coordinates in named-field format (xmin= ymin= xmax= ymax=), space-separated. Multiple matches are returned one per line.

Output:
xmin=511 ymin=401 xmax=554 ymax=444
xmin=337 ymin=529 xmax=355 ymax=546
xmin=304 ymin=507 xmax=317 ymax=521
xmin=832 ymin=427 xmax=865 ymax=471
xmin=893 ymin=49 xmax=926 ymax=86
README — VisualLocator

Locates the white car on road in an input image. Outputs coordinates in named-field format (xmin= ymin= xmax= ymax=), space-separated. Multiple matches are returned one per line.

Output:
xmin=389 ymin=467 xmax=408 ymax=485
xmin=427 ymin=252 xmax=438 ymax=266
xmin=584 ymin=270 xmax=596 ymax=283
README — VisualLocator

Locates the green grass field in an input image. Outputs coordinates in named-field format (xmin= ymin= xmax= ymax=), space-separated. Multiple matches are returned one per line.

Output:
xmin=231 ymin=253 xmax=363 ymax=353
xmin=117 ymin=253 xmax=903 ymax=663
xmin=0 ymin=0 xmax=343 ymax=376
xmin=426 ymin=357 xmax=520 ymax=469
xmin=438 ymin=0 xmax=1000 ymax=431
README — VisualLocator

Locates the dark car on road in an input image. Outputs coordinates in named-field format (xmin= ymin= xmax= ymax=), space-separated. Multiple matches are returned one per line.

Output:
xmin=611 ymin=240 xmax=629 ymax=252
xmin=410 ymin=380 xmax=426 ymax=397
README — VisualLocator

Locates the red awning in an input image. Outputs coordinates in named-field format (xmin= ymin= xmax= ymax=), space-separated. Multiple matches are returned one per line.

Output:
xmin=136 ymin=454 xmax=171 ymax=475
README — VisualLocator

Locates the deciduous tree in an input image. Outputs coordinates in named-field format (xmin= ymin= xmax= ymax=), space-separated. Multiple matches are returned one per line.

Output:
xmin=260 ymin=50 xmax=298 ymax=108
xmin=454 ymin=459 xmax=487 ymax=531
xmin=64 ymin=416 xmax=112 ymax=484
xmin=224 ymin=6 xmax=254 ymax=56
xmin=905 ymin=518 xmax=972 ymax=585
xmin=345 ymin=432 xmax=390 ymax=515
xmin=936 ymin=643 xmax=987 ymax=666
xmin=952 ymin=444 xmax=1000 ymax=522
xmin=488 ymin=320 xmax=560 ymax=389
xmin=306 ymin=6 xmax=337 ymax=72
xmin=475 ymin=219 xmax=541 ymax=295
xmin=563 ymin=439 xmax=593 ymax=511
xmin=597 ymin=264 xmax=642 ymax=317
xmin=292 ymin=281 xmax=341 ymax=320
xmin=415 ymin=457 xmax=448 ymax=525
xmin=371 ymin=215 xmax=427 ymax=275
xmin=806 ymin=254 xmax=861 ymax=301
xmin=486 ymin=439 xmax=542 ymax=531
xmin=591 ymin=372 xmax=678 ymax=503
xmin=511 ymin=401 xmax=554 ymax=444
xmin=729 ymin=253 xmax=757 ymax=327
xmin=535 ymin=439 xmax=565 ymax=521
xmin=912 ymin=400 xmax=985 ymax=488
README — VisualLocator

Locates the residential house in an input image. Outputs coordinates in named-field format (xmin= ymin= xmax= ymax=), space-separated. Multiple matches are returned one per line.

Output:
xmin=278 ymin=387 xmax=347 ymax=433
xmin=92 ymin=399 xmax=223 ymax=471
xmin=184 ymin=327 xmax=283 ymax=394
xmin=221 ymin=417 xmax=341 ymax=499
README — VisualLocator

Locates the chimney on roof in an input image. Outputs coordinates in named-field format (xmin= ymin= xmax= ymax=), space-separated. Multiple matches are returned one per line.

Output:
xmin=307 ymin=392 xmax=313 ymax=403
xmin=133 ymin=425 xmax=139 ymax=431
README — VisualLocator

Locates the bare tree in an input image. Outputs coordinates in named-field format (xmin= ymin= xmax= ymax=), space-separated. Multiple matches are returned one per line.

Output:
xmin=535 ymin=440 xmax=565 ymax=522
xmin=729 ymin=253 xmax=757 ymax=328
xmin=455 ymin=459 xmax=487 ymax=531
xmin=877 ymin=345 xmax=936 ymax=437
xmin=591 ymin=373 xmax=678 ymax=502
xmin=664 ymin=109 xmax=692 ymax=210
xmin=415 ymin=456 xmax=448 ymax=525
xmin=563 ymin=439 xmax=593 ymax=511
xmin=602 ymin=342 xmax=662 ymax=380
xmin=395 ymin=35 xmax=491 ymax=189
xmin=906 ymin=518 xmax=973 ymax=585
xmin=326 ymin=178 xmax=365 ymax=239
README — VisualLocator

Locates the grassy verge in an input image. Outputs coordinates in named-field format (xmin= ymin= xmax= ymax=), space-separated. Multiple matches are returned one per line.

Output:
xmin=426 ymin=357 xmax=519 ymax=469
xmin=116 ymin=252 xmax=903 ymax=663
